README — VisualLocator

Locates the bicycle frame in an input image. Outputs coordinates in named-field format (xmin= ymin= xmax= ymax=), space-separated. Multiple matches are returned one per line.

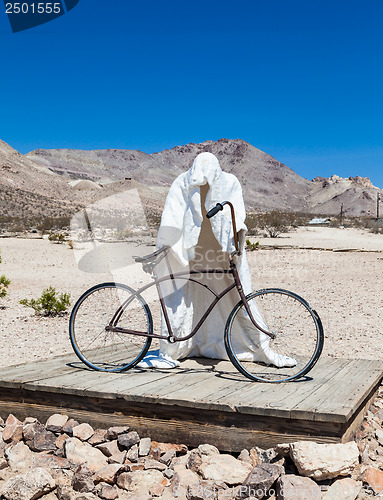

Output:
xmin=106 ymin=254 xmax=276 ymax=342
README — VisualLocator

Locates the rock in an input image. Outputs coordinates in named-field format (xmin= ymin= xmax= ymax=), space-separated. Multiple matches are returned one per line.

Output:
xmin=46 ymin=414 xmax=69 ymax=433
xmin=27 ymin=426 xmax=57 ymax=452
xmin=5 ymin=441 xmax=33 ymax=471
xmin=375 ymin=409 xmax=383 ymax=424
xmin=139 ymin=437 xmax=152 ymax=456
xmin=72 ymin=423 xmax=94 ymax=441
xmin=198 ymin=454 xmax=252 ymax=485
xmin=62 ymin=419 xmax=79 ymax=436
xmin=23 ymin=422 xmax=39 ymax=441
xmin=149 ymin=477 xmax=169 ymax=497
xmin=56 ymin=485 xmax=76 ymax=500
xmin=126 ymin=444 xmax=139 ymax=462
xmin=0 ymin=440 xmax=7 ymax=458
xmin=238 ymin=449 xmax=251 ymax=464
xmin=88 ymin=428 xmax=108 ymax=446
xmin=65 ymin=437 xmax=108 ymax=472
xmin=125 ymin=462 xmax=145 ymax=472
xmin=255 ymin=447 xmax=279 ymax=463
xmin=75 ymin=494 xmax=98 ymax=500
xmin=23 ymin=417 xmax=38 ymax=425
xmin=376 ymin=429 xmax=383 ymax=446
xmin=56 ymin=433 xmax=69 ymax=449
xmin=1 ymin=467 xmax=56 ymax=500
xmin=151 ymin=441 xmax=188 ymax=456
xmin=117 ymin=469 xmax=164 ymax=496
xmin=274 ymin=444 xmax=291 ymax=458
xmin=164 ymin=468 xmax=174 ymax=479
xmin=171 ymin=468 xmax=200 ymax=497
xmin=117 ymin=431 xmax=140 ymax=449
xmin=108 ymin=450 xmax=127 ymax=464
xmin=116 ymin=472 xmax=133 ymax=490
xmin=276 ymin=474 xmax=321 ymax=500
xmin=107 ymin=426 xmax=129 ymax=440
xmin=249 ymin=448 xmax=263 ymax=467
xmin=323 ymin=477 xmax=362 ymax=500
xmin=159 ymin=448 xmax=176 ymax=465
xmin=93 ymin=464 xmax=124 ymax=484
xmin=96 ymin=440 xmax=120 ymax=457
xmin=2 ymin=414 xmax=23 ymax=443
xmin=187 ymin=450 xmax=203 ymax=472
xmin=290 ymin=441 xmax=359 ymax=480
xmin=198 ymin=444 xmax=219 ymax=456
xmin=33 ymin=453 xmax=72 ymax=469
xmin=144 ymin=458 xmax=167 ymax=471
xmin=151 ymin=447 xmax=161 ymax=461
xmin=0 ymin=458 xmax=8 ymax=470
xmin=238 ymin=463 xmax=283 ymax=499
xmin=362 ymin=466 xmax=383 ymax=494
xmin=188 ymin=480 xmax=227 ymax=500
xmin=98 ymin=483 xmax=119 ymax=499
xmin=72 ymin=464 xmax=95 ymax=493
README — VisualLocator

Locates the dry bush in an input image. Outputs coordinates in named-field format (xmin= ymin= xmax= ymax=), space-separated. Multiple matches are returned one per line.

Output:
xmin=246 ymin=211 xmax=299 ymax=238
xmin=0 ymin=251 xmax=11 ymax=299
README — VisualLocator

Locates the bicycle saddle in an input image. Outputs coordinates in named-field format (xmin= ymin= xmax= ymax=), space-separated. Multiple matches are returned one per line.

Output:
xmin=133 ymin=246 xmax=169 ymax=263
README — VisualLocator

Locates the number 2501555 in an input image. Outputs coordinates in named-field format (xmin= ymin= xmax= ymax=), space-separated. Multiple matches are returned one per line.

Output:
xmin=5 ymin=3 xmax=62 ymax=14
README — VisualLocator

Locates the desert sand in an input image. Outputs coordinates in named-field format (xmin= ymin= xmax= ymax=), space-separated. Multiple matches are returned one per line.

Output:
xmin=0 ymin=226 xmax=382 ymax=368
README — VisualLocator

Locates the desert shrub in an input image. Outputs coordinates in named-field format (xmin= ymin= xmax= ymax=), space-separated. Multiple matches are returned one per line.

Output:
xmin=48 ymin=232 xmax=66 ymax=244
xmin=20 ymin=286 xmax=71 ymax=316
xmin=246 ymin=211 xmax=305 ymax=237
xmin=0 ymin=251 xmax=11 ymax=299
xmin=245 ymin=239 xmax=260 ymax=251
xmin=368 ymin=220 xmax=383 ymax=234
xmin=247 ymin=211 xmax=295 ymax=238
xmin=115 ymin=228 xmax=133 ymax=240
xmin=38 ymin=217 xmax=71 ymax=235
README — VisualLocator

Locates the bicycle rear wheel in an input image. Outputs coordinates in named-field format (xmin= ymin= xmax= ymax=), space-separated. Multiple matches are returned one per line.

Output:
xmin=69 ymin=282 xmax=152 ymax=372
xmin=225 ymin=288 xmax=324 ymax=382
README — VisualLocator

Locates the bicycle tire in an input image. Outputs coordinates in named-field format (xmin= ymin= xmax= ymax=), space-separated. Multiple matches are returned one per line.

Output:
xmin=224 ymin=288 xmax=324 ymax=382
xmin=69 ymin=282 xmax=153 ymax=372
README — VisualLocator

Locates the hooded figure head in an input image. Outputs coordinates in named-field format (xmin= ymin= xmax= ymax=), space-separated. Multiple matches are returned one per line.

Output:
xmin=186 ymin=152 xmax=222 ymax=189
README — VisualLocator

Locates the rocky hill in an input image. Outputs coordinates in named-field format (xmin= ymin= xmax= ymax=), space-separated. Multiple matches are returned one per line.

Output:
xmin=1 ymin=138 xmax=381 ymax=226
xmin=26 ymin=139 xmax=314 ymax=212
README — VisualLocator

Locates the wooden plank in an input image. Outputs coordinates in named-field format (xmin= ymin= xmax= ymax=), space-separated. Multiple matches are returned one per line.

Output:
xmin=210 ymin=357 xmax=345 ymax=419
xmin=140 ymin=370 xmax=233 ymax=409
xmin=0 ymin=354 xmax=78 ymax=387
xmin=289 ymin=359 xmax=381 ymax=422
xmin=81 ymin=370 xmax=177 ymax=399
xmin=341 ymin=386 xmax=379 ymax=443
xmin=309 ymin=360 xmax=383 ymax=422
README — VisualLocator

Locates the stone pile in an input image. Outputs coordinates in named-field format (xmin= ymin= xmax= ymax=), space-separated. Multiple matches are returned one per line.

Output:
xmin=0 ymin=385 xmax=381 ymax=500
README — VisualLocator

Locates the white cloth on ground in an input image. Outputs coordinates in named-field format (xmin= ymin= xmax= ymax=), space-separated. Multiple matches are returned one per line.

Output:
xmin=137 ymin=152 xmax=296 ymax=369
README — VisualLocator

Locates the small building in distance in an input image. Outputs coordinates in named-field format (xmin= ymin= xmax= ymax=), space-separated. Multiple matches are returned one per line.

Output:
xmin=307 ymin=217 xmax=331 ymax=225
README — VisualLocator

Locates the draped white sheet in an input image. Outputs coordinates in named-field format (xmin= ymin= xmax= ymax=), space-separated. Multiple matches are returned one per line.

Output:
xmin=138 ymin=152 xmax=296 ymax=368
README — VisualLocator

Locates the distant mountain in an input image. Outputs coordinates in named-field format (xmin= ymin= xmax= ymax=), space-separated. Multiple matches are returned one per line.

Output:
xmin=1 ymin=138 xmax=381 ymax=224
xmin=310 ymin=174 xmax=381 ymax=216
xmin=27 ymin=139 xmax=314 ymax=212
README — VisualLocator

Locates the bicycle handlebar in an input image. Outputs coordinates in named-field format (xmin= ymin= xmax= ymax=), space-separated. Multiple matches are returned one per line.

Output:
xmin=206 ymin=203 xmax=223 ymax=219
xmin=206 ymin=201 xmax=241 ymax=255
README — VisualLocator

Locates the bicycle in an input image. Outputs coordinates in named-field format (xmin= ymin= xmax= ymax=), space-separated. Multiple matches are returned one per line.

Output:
xmin=69 ymin=201 xmax=324 ymax=382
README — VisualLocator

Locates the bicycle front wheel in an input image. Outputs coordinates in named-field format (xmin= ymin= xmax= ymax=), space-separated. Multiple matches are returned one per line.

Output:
xmin=225 ymin=289 xmax=324 ymax=382
xmin=69 ymin=282 xmax=153 ymax=372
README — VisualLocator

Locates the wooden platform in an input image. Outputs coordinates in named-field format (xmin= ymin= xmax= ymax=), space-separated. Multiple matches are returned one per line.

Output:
xmin=0 ymin=354 xmax=382 ymax=451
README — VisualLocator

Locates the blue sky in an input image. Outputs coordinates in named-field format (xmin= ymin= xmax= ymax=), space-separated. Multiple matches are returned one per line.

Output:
xmin=1 ymin=0 xmax=382 ymax=187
